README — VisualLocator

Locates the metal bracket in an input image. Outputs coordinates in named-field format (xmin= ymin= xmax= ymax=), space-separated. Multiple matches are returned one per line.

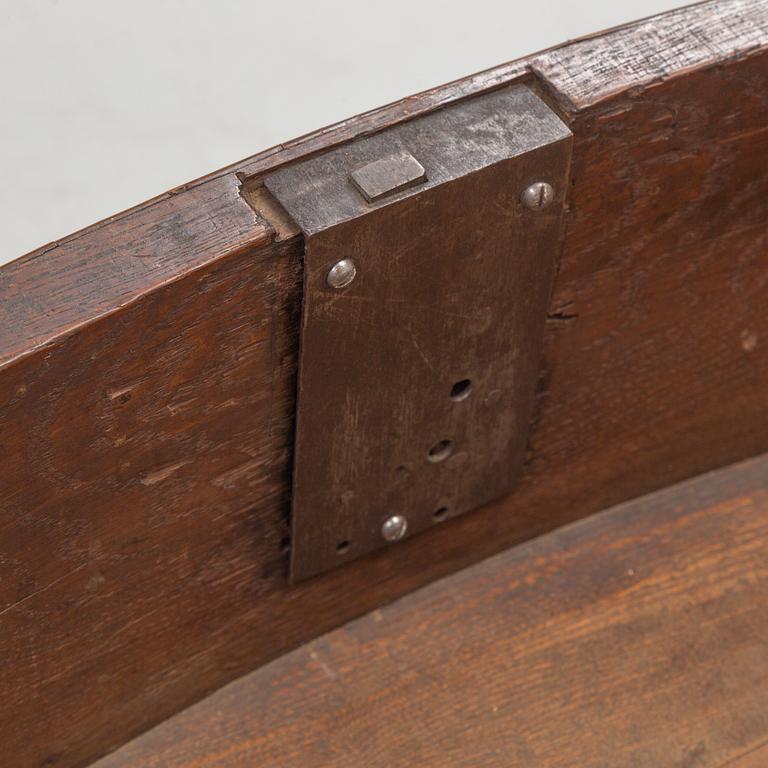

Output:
xmin=265 ymin=85 xmax=572 ymax=581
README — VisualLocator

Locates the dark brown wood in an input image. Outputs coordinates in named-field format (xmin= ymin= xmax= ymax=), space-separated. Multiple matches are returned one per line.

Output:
xmin=92 ymin=452 xmax=768 ymax=768
xmin=266 ymin=85 xmax=572 ymax=580
xmin=1 ymin=3 xmax=767 ymax=767
xmin=0 ymin=174 xmax=271 ymax=367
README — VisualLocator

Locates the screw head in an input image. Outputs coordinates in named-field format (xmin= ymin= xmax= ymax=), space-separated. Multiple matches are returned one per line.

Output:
xmin=381 ymin=514 xmax=408 ymax=542
xmin=327 ymin=258 xmax=357 ymax=289
xmin=521 ymin=181 xmax=555 ymax=211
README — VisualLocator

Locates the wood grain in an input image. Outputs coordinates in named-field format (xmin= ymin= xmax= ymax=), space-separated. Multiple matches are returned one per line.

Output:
xmin=93 ymin=452 xmax=768 ymax=768
xmin=0 ymin=174 xmax=270 ymax=368
xmin=1 ymin=3 xmax=767 ymax=767
xmin=531 ymin=0 xmax=768 ymax=109
xmin=0 ymin=237 xmax=303 ymax=768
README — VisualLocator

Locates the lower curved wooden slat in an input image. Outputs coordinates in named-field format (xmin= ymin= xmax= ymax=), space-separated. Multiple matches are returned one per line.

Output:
xmin=95 ymin=453 xmax=768 ymax=768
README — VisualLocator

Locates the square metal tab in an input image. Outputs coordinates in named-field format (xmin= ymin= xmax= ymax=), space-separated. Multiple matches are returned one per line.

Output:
xmin=349 ymin=151 xmax=427 ymax=202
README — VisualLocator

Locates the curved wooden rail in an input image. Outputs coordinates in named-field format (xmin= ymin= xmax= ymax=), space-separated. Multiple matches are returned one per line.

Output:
xmin=96 ymin=453 xmax=768 ymax=768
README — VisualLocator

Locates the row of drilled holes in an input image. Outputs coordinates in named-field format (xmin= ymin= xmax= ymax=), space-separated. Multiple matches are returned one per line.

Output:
xmin=426 ymin=378 xmax=472 ymax=463
xmin=335 ymin=377 xmax=472 ymax=555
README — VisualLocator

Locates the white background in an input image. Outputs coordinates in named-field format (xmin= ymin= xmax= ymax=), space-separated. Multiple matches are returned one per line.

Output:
xmin=0 ymin=0 xmax=684 ymax=265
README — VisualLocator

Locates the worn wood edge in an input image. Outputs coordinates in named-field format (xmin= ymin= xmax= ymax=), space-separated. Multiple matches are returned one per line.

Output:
xmin=0 ymin=236 xmax=277 ymax=375
xmin=0 ymin=174 xmax=274 ymax=371
xmin=91 ymin=450 xmax=768 ymax=768
xmin=531 ymin=0 xmax=768 ymax=111
xmin=241 ymin=185 xmax=301 ymax=241
xmin=3 ymin=1 xmax=765 ymax=373
xmin=239 ymin=0 xmax=768 ymax=180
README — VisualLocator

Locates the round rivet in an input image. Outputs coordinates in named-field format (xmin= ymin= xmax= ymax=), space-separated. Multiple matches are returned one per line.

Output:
xmin=326 ymin=258 xmax=357 ymax=289
xmin=381 ymin=514 xmax=408 ymax=542
xmin=521 ymin=181 xmax=555 ymax=211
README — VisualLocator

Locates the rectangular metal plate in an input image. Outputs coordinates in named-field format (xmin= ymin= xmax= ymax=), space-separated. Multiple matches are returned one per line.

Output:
xmin=265 ymin=85 xmax=572 ymax=581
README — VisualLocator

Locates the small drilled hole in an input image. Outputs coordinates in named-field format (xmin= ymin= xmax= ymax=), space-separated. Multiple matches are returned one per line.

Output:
xmin=433 ymin=507 xmax=449 ymax=522
xmin=450 ymin=379 xmax=472 ymax=401
xmin=428 ymin=440 xmax=453 ymax=463
xmin=336 ymin=540 xmax=350 ymax=555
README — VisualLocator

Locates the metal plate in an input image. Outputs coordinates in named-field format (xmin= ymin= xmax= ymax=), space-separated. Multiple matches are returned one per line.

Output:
xmin=265 ymin=85 xmax=572 ymax=581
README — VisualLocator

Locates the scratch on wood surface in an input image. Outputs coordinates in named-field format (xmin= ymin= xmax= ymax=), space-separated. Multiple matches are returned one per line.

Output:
xmin=741 ymin=330 xmax=758 ymax=352
xmin=308 ymin=648 xmax=337 ymax=681
xmin=211 ymin=460 xmax=263 ymax=490
xmin=719 ymin=737 xmax=768 ymax=767
xmin=139 ymin=460 xmax=191 ymax=486
xmin=107 ymin=385 xmax=135 ymax=402
xmin=0 ymin=563 xmax=89 ymax=618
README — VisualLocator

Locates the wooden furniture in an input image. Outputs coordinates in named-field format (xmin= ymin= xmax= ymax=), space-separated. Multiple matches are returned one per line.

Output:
xmin=0 ymin=2 xmax=766 ymax=766
xmin=93 ymin=452 xmax=768 ymax=768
